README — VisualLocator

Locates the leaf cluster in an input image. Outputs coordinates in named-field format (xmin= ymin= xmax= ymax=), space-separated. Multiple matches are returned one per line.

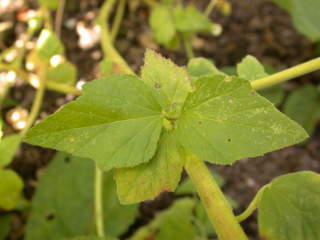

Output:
xmin=149 ymin=1 xmax=216 ymax=49
xmin=25 ymin=49 xmax=307 ymax=204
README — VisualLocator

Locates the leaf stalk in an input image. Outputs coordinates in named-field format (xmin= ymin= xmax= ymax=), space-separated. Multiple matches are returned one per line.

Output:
xmin=97 ymin=0 xmax=133 ymax=75
xmin=251 ymin=57 xmax=320 ymax=90
xmin=236 ymin=185 xmax=267 ymax=222
xmin=95 ymin=165 xmax=105 ymax=237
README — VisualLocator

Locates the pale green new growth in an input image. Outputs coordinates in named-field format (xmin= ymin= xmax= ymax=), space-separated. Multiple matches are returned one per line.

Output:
xmin=237 ymin=55 xmax=268 ymax=81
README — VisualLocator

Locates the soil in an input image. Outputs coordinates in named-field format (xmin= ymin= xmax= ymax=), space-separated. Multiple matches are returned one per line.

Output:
xmin=1 ymin=0 xmax=320 ymax=239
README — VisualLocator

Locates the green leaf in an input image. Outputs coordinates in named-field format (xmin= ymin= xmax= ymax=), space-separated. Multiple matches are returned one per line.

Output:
xmin=272 ymin=0 xmax=292 ymax=11
xmin=25 ymin=152 xmax=138 ymax=240
xmin=176 ymin=75 xmax=308 ymax=165
xmin=273 ymin=0 xmax=320 ymax=40
xmin=36 ymin=29 xmax=64 ymax=60
xmin=129 ymin=199 xmax=197 ymax=240
xmin=173 ymin=6 xmax=212 ymax=33
xmin=150 ymin=5 xmax=176 ymax=45
xmin=0 ymin=169 xmax=23 ymax=210
xmin=187 ymin=58 xmax=222 ymax=79
xmin=259 ymin=85 xmax=285 ymax=107
xmin=220 ymin=66 xmax=237 ymax=75
xmin=115 ymin=131 xmax=185 ymax=204
xmin=155 ymin=199 xmax=197 ymax=240
xmin=38 ymin=0 xmax=59 ymax=10
xmin=46 ymin=62 xmax=77 ymax=86
xmin=103 ymin=171 xmax=138 ymax=236
xmin=283 ymin=85 xmax=320 ymax=134
xmin=237 ymin=55 xmax=268 ymax=82
xmin=24 ymin=75 xmax=163 ymax=170
xmin=258 ymin=171 xmax=320 ymax=240
xmin=0 ymin=134 xmax=21 ymax=167
xmin=0 ymin=216 xmax=10 ymax=240
xmin=141 ymin=49 xmax=192 ymax=118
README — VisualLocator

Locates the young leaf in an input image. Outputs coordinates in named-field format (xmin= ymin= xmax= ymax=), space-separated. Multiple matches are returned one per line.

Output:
xmin=0 ymin=134 xmax=21 ymax=167
xmin=258 ymin=171 xmax=320 ymax=240
xmin=0 ymin=216 xmax=10 ymax=240
xmin=187 ymin=58 xmax=222 ymax=79
xmin=176 ymin=75 xmax=308 ymax=165
xmin=141 ymin=49 xmax=192 ymax=118
xmin=283 ymin=85 xmax=320 ymax=134
xmin=0 ymin=169 xmax=23 ymax=210
xmin=46 ymin=62 xmax=77 ymax=86
xmin=36 ymin=29 xmax=64 ymax=61
xmin=25 ymin=152 xmax=138 ymax=240
xmin=24 ymin=75 xmax=163 ymax=170
xmin=149 ymin=5 xmax=176 ymax=45
xmin=115 ymin=131 xmax=185 ymax=204
xmin=237 ymin=55 xmax=268 ymax=81
xmin=173 ymin=6 xmax=212 ymax=33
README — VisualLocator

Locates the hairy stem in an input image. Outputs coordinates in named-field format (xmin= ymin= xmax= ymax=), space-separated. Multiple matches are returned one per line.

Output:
xmin=251 ymin=57 xmax=320 ymax=90
xmin=21 ymin=67 xmax=46 ymax=136
xmin=111 ymin=0 xmax=126 ymax=42
xmin=236 ymin=186 xmax=267 ymax=222
xmin=95 ymin=165 xmax=105 ymax=237
xmin=97 ymin=0 xmax=133 ymax=74
xmin=185 ymin=153 xmax=248 ymax=240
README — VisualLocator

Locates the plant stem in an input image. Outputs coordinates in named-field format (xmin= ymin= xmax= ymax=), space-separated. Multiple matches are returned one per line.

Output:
xmin=55 ymin=0 xmax=66 ymax=37
xmin=182 ymin=35 xmax=195 ymax=60
xmin=204 ymin=0 xmax=217 ymax=17
xmin=97 ymin=0 xmax=133 ymax=75
xmin=236 ymin=185 xmax=267 ymax=222
xmin=111 ymin=0 xmax=126 ymax=42
xmin=185 ymin=153 xmax=248 ymax=240
xmin=251 ymin=57 xmax=320 ymax=90
xmin=95 ymin=165 xmax=105 ymax=237
xmin=21 ymin=67 xmax=46 ymax=136
xmin=0 ymin=63 xmax=81 ymax=96
xmin=46 ymin=81 xmax=81 ymax=95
